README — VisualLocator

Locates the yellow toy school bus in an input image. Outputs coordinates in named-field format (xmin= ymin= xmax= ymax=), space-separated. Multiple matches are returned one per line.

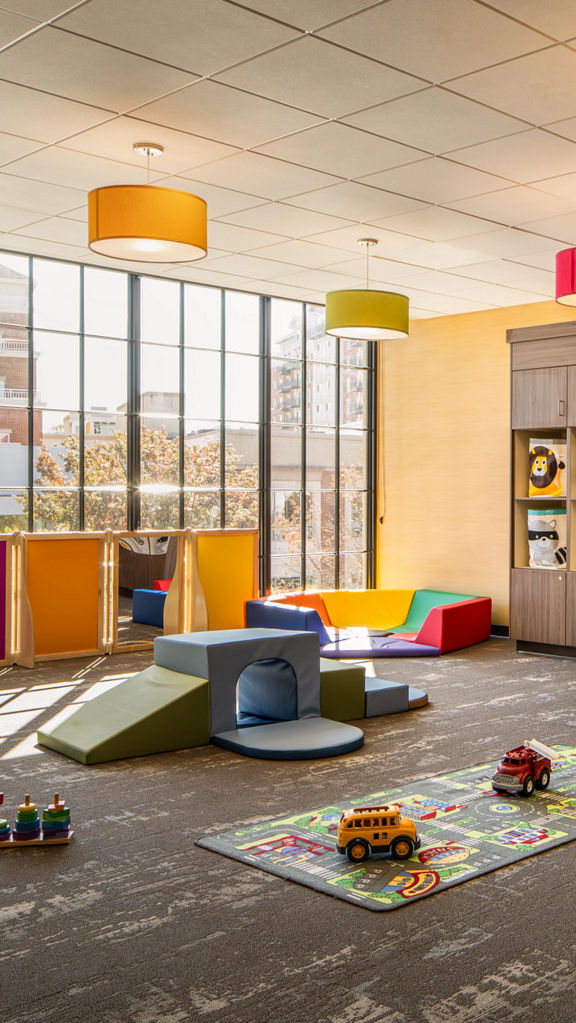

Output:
xmin=336 ymin=804 xmax=420 ymax=863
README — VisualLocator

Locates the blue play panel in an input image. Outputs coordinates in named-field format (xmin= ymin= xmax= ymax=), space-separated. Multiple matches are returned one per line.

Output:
xmin=213 ymin=717 xmax=365 ymax=760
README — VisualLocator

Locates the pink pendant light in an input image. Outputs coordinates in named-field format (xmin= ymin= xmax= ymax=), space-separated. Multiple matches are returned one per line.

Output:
xmin=556 ymin=248 xmax=576 ymax=306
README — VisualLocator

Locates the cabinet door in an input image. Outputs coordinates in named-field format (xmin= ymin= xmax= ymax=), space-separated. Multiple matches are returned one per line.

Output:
xmin=512 ymin=368 xmax=567 ymax=428
xmin=567 ymin=366 xmax=576 ymax=426
xmin=510 ymin=568 xmax=566 ymax=644
xmin=565 ymin=573 xmax=576 ymax=646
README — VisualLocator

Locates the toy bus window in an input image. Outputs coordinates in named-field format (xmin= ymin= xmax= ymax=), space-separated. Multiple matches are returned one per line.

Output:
xmin=373 ymin=832 xmax=379 ymax=839
xmin=372 ymin=818 xmax=379 ymax=827
xmin=346 ymin=821 xmax=353 ymax=829
xmin=354 ymin=820 xmax=362 ymax=828
xmin=363 ymin=819 xmax=371 ymax=828
xmin=381 ymin=818 xmax=389 ymax=826
xmin=390 ymin=817 xmax=398 ymax=826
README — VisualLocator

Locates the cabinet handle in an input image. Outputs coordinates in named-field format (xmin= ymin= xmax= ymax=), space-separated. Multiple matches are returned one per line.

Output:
xmin=559 ymin=399 xmax=566 ymax=416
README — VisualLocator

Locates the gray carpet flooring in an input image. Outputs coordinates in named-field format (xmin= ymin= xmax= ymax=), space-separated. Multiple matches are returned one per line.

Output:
xmin=1 ymin=638 xmax=576 ymax=1022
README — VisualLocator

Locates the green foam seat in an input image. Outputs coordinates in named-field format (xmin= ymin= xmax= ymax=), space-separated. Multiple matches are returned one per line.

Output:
xmin=37 ymin=664 xmax=210 ymax=765
xmin=319 ymin=658 xmax=365 ymax=721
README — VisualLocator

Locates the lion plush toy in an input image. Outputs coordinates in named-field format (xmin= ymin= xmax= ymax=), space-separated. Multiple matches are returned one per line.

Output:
xmin=529 ymin=444 xmax=565 ymax=498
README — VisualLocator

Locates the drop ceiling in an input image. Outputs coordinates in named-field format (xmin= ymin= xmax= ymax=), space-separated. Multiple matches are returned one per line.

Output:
xmin=2 ymin=0 xmax=576 ymax=317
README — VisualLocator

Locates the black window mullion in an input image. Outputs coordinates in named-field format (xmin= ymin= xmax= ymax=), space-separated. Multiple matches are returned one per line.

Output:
xmin=78 ymin=266 xmax=85 ymax=530
xmin=301 ymin=305 xmax=306 ymax=589
xmin=179 ymin=282 xmax=185 ymax=528
xmin=27 ymin=256 xmax=33 ymax=532
xmin=127 ymin=274 xmax=141 ymax=530
xmin=334 ymin=336 xmax=341 ymax=590
xmin=259 ymin=296 xmax=270 ymax=596
xmin=366 ymin=341 xmax=377 ymax=588
xmin=219 ymin=291 xmax=226 ymax=528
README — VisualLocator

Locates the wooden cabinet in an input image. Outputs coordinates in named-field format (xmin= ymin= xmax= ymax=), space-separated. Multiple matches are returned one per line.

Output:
xmin=508 ymin=322 xmax=576 ymax=652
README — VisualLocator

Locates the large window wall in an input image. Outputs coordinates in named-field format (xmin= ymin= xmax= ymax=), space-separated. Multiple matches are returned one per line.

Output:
xmin=0 ymin=252 xmax=375 ymax=590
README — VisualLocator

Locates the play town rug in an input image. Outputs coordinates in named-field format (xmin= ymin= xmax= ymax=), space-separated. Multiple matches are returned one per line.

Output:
xmin=197 ymin=746 xmax=576 ymax=911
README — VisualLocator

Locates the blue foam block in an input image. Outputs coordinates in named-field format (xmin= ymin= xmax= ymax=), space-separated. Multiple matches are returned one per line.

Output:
xmin=213 ymin=717 xmax=364 ymax=760
xmin=132 ymin=589 xmax=167 ymax=628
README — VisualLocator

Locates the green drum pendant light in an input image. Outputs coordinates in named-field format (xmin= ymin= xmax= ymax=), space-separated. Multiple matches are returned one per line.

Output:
xmin=325 ymin=238 xmax=409 ymax=341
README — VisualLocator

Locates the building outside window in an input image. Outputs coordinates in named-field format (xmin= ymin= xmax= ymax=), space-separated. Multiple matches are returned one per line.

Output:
xmin=0 ymin=252 xmax=375 ymax=590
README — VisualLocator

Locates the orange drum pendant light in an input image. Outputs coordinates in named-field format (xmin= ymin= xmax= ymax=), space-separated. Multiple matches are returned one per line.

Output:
xmin=325 ymin=238 xmax=409 ymax=341
xmin=88 ymin=143 xmax=207 ymax=263
xmin=556 ymin=247 xmax=576 ymax=305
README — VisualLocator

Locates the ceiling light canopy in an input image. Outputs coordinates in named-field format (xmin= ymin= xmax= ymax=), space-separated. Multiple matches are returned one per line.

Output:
xmin=325 ymin=239 xmax=409 ymax=341
xmin=556 ymin=247 xmax=576 ymax=306
xmin=88 ymin=143 xmax=207 ymax=263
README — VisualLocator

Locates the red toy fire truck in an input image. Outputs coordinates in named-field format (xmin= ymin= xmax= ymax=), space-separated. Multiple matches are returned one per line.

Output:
xmin=491 ymin=738 xmax=556 ymax=796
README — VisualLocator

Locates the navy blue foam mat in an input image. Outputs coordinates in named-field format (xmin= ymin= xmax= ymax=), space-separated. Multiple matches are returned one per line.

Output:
xmin=212 ymin=717 xmax=364 ymax=759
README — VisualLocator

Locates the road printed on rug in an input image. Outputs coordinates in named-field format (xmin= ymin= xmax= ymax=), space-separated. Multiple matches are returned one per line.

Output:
xmin=197 ymin=746 xmax=576 ymax=911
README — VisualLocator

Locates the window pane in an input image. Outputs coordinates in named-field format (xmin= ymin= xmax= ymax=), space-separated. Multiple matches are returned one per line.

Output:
xmin=341 ymin=431 xmax=367 ymax=489
xmin=225 ymin=354 xmax=259 ymax=421
xmin=141 ymin=420 xmax=180 ymax=485
xmin=270 ymin=556 xmax=301 ymax=593
xmin=84 ymin=267 xmax=127 ymax=338
xmin=85 ymin=415 xmax=127 ymax=486
xmin=306 ymin=305 xmax=336 ymax=362
xmin=185 ymin=284 xmax=221 ymax=349
xmin=184 ymin=489 xmax=220 ymax=528
xmin=141 ymin=344 xmax=180 ymax=409
xmin=305 ymin=553 xmax=336 ymax=589
xmin=340 ymin=491 xmax=367 ymax=551
xmin=0 ymin=256 xmax=29 ymax=325
xmin=308 ymin=363 xmax=336 ymax=426
xmin=225 ymin=423 xmax=258 ymax=489
xmin=84 ymin=488 xmax=127 ymax=530
xmin=271 ymin=427 xmax=301 ymax=491
xmin=306 ymin=491 xmax=335 ymax=552
xmin=271 ymin=489 xmax=301 ymax=554
xmin=184 ymin=422 xmax=220 ymax=488
xmin=34 ymin=411 xmax=80 ymax=487
xmin=141 ymin=277 xmax=180 ymax=344
xmin=184 ymin=348 xmax=220 ymax=419
xmin=225 ymin=291 xmax=259 ymax=354
xmin=340 ymin=367 xmax=368 ymax=428
xmin=34 ymin=332 xmax=80 ymax=410
xmin=32 ymin=260 xmax=80 ymax=333
xmin=341 ymin=339 xmax=368 ymax=368
xmin=33 ymin=489 xmax=79 ymax=531
xmin=340 ymin=552 xmax=366 ymax=589
xmin=225 ymin=490 xmax=258 ymax=529
xmin=0 ymin=489 xmax=27 ymax=531
xmin=271 ymin=298 xmax=302 ymax=359
xmin=306 ymin=427 xmax=335 ymax=490
xmin=85 ymin=337 xmax=127 ymax=412
xmin=0 ymin=407 xmax=28 ymax=484
xmin=271 ymin=358 xmax=301 ymax=424
xmin=140 ymin=489 xmax=180 ymax=529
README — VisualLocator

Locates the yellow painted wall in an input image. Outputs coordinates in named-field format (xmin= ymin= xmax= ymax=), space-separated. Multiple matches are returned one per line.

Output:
xmin=377 ymin=300 xmax=576 ymax=625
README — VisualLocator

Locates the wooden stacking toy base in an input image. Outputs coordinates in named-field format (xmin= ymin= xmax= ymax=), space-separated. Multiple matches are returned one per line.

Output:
xmin=0 ymin=831 xmax=74 ymax=849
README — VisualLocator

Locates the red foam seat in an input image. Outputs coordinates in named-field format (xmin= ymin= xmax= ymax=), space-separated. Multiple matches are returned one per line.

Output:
xmin=409 ymin=597 xmax=492 ymax=653
xmin=154 ymin=579 xmax=172 ymax=592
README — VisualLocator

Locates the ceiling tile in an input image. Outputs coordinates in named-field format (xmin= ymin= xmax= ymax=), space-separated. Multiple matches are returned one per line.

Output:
xmin=449 ymin=281 xmax=548 ymax=306
xmin=447 ymin=184 xmax=576 ymax=224
xmin=449 ymin=46 xmax=576 ymax=125
xmin=0 ymin=203 xmax=43 ymax=231
xmin=0 ymin=2 xmax=76 ymax=17
xmin=402 ymin=288 xmax=494 ymax=313
xmin=133 ymin=80 xmax=321 ymax=149
xmin=530 ymin=171 xmax=576 ymax=203
xmin=447 ymin=258 xmax=554 ymax=292
xmin=287 ymin=181 xmax=426 ymax=221
xmin=59 ymin=117 xmax=240 ymax=174
xmin=184 ymin=152 xmax=341 ymax=201
xmin=215 ymin=36 xmax=423 ymax=119
xmin=156 ymin=177 xmax=265 ymax=219
xmin=0 ymin=8 xmax=39 ymax=44
xmin=371 ymin=206 xmax=500 ymax=241
xmin=247 ymin=239 xmax=356 ymax=268
xmin=0 ymin=132 xmax=43 ymax=166
xmin=319 ymin=0 xmax=548 ymax=82
xmin=385 ymin=240 xmax=492 ymax=270
xmin=455 ymin=227 xmax=561 ymax=257
xmin=230 ymin=279 xmax=315 ymax=300
xmin=228 ymin=0 xmax=375 ymax=31
xmin=0 ymin=26 xmax=196 ymax=112
xmin=4 ymin=147 xmax=163 ymax=191
xmin=208 ymin=222 xmax=289 ymax=252
xmin=268 ymin=268 xmax=364 ymax=290
xmin=448 ymin=129 xmax=576 ymax=184
xmin=217 ymin=203 xmax=352 ymax=236
xmin=478 ymin=0 xmax=576 ymax=41
xmin=543 ymin=115 xmax=576 ymax=142
xmin=0 ymin=171 xmax=85 ymax=214
xmin=302 ymin=222 xmax=431 ymax=253
xmin=55 ymin=0 xmax=299 ymax=75
xmin=507 ymin=249 xmax=558 ymax=271
xmin=14 ymin=215 xmax=87 ymax=246
xmin=343 ymin=87 xmax=528 ymax=155
xmin=514 ymin=213 xmax=576 ymax=244
xmin=255 ymin=122 xmax=426 ymax=179
xmin=199 ymin=253 xmax=298 ymax=278
xmin=2 ymin=234 xmax=87 ymax=259
xmin=0 ymin=81 xmax=112 ymax=144
xmin=317 ymin=255 xmax=422 ymax=284
xmin=359 ymin=158 xmax=509 ymax=203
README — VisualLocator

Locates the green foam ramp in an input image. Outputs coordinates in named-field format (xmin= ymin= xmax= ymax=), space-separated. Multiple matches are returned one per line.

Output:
xmin=37 ymin=664 xmax=210 ymax=765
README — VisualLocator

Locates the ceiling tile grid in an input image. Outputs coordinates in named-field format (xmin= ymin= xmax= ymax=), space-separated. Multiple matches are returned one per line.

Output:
xmin=1 ymin=0 xmax=576 ymax=314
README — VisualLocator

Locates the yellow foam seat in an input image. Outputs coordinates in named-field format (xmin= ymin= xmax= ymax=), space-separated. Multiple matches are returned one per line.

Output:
xmin=320 ymin=589 xmax=415 ymax=630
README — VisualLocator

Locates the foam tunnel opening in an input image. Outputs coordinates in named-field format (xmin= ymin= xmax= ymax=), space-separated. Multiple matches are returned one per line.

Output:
xmin=236 ymin=657 xmax=298 ymax=727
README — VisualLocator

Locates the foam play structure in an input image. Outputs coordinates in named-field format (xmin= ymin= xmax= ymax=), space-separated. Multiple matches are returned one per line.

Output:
xmin=37 ymin=628 xmax=367 ymax=764
xmin=246 ymin=588 xmax=492 ymax=658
